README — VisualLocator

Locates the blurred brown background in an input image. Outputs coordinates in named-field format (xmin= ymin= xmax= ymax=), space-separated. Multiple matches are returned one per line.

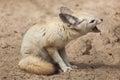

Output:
xmin=0 ymin=0 xmax=120 ymax=80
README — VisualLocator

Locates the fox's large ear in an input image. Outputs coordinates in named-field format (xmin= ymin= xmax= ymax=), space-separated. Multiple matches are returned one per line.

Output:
xmin=59 ymin=13 xmax=78 ymax=25
xmin=60 ymin=7 xmax=73 ymax=14
xmin=59 ymin=7 xmax=78 ymax=25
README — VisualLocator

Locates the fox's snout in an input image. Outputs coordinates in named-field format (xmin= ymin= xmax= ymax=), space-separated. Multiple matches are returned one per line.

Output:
xmin=91 ymin=18 xmax=103 ymax=33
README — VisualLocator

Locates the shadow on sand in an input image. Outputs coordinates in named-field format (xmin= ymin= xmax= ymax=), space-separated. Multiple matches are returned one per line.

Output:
xmin=71 ymin=62 xmax=120 ymax=70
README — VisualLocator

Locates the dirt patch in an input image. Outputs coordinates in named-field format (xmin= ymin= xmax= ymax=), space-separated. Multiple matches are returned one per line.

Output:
xmin=0 ymin=0 xmax=120 ymax=80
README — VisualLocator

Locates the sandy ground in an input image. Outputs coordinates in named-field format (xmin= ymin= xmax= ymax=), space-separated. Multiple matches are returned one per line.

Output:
xmin=0 ymin=0 xmax=120 ymax=80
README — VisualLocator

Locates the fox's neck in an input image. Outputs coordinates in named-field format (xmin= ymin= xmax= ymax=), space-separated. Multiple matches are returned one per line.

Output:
xmin=61 ymin=24 xmax=81 ymax=42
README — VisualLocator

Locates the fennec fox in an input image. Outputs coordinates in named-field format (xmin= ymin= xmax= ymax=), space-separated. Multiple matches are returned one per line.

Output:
xmin=19 ymin=7 xmax=103 ymax=75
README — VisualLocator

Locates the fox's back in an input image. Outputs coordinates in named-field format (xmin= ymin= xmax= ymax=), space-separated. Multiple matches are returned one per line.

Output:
xmin=20 ymin=19 xmax=69 ymax=55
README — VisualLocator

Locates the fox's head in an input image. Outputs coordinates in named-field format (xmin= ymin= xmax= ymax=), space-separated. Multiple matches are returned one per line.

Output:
xmin=59 ymin=7 xmax=103 ymax=33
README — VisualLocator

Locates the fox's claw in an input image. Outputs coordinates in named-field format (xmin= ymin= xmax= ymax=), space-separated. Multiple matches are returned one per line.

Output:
xmin=63 ymin=67 xmax=73 ymax=72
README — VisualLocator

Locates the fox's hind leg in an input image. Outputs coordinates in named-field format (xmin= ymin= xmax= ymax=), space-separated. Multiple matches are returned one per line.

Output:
xmin=39 ymin=48 xmax=53 ymax=62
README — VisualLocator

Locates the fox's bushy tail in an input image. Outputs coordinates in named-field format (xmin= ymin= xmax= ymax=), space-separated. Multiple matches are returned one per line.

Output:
xmin=18 ymin=55 xmax=55 ymax=75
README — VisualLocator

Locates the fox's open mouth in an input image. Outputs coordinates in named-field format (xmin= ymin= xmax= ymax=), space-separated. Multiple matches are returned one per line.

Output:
xmin=92 ymin=26 xmax=100 ymax=32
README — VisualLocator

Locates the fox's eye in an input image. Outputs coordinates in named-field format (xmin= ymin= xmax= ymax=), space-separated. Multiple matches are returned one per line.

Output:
xmin=90 ymin=20 xmax=95 ymax=23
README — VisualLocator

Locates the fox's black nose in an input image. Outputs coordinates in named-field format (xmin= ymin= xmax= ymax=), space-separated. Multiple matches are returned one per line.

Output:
xmin=100 ymin=19 xmax=103 ymax=21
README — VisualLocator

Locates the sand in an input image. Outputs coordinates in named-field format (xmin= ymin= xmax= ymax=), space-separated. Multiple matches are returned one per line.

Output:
xmin=0 ymin=0 xmax=120 ymax=80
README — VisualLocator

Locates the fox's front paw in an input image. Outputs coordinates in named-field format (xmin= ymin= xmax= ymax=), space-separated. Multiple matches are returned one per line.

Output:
xmin=63 ymin=67 xmax=73 ymax=72
xmin=71 ymin=65 xmax=78 ymax=69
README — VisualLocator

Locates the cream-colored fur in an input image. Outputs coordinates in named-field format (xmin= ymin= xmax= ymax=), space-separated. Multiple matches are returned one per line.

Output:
xmin=19 ymin=7 xmax=103 ymax=75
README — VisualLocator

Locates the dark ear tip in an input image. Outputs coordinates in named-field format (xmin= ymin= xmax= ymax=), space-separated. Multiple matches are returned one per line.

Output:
xmin=60 ymin=6 xmax=63 ymax=11
xmin=60 ymin=6 xmax=65 ymax=9
xmin=60 ymin=6 xmax=73 ymax=14
xmin=60 ymin=6 xmax=67 ymax=12
xmin=60 ymin=6 xmax=67 ymax=10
